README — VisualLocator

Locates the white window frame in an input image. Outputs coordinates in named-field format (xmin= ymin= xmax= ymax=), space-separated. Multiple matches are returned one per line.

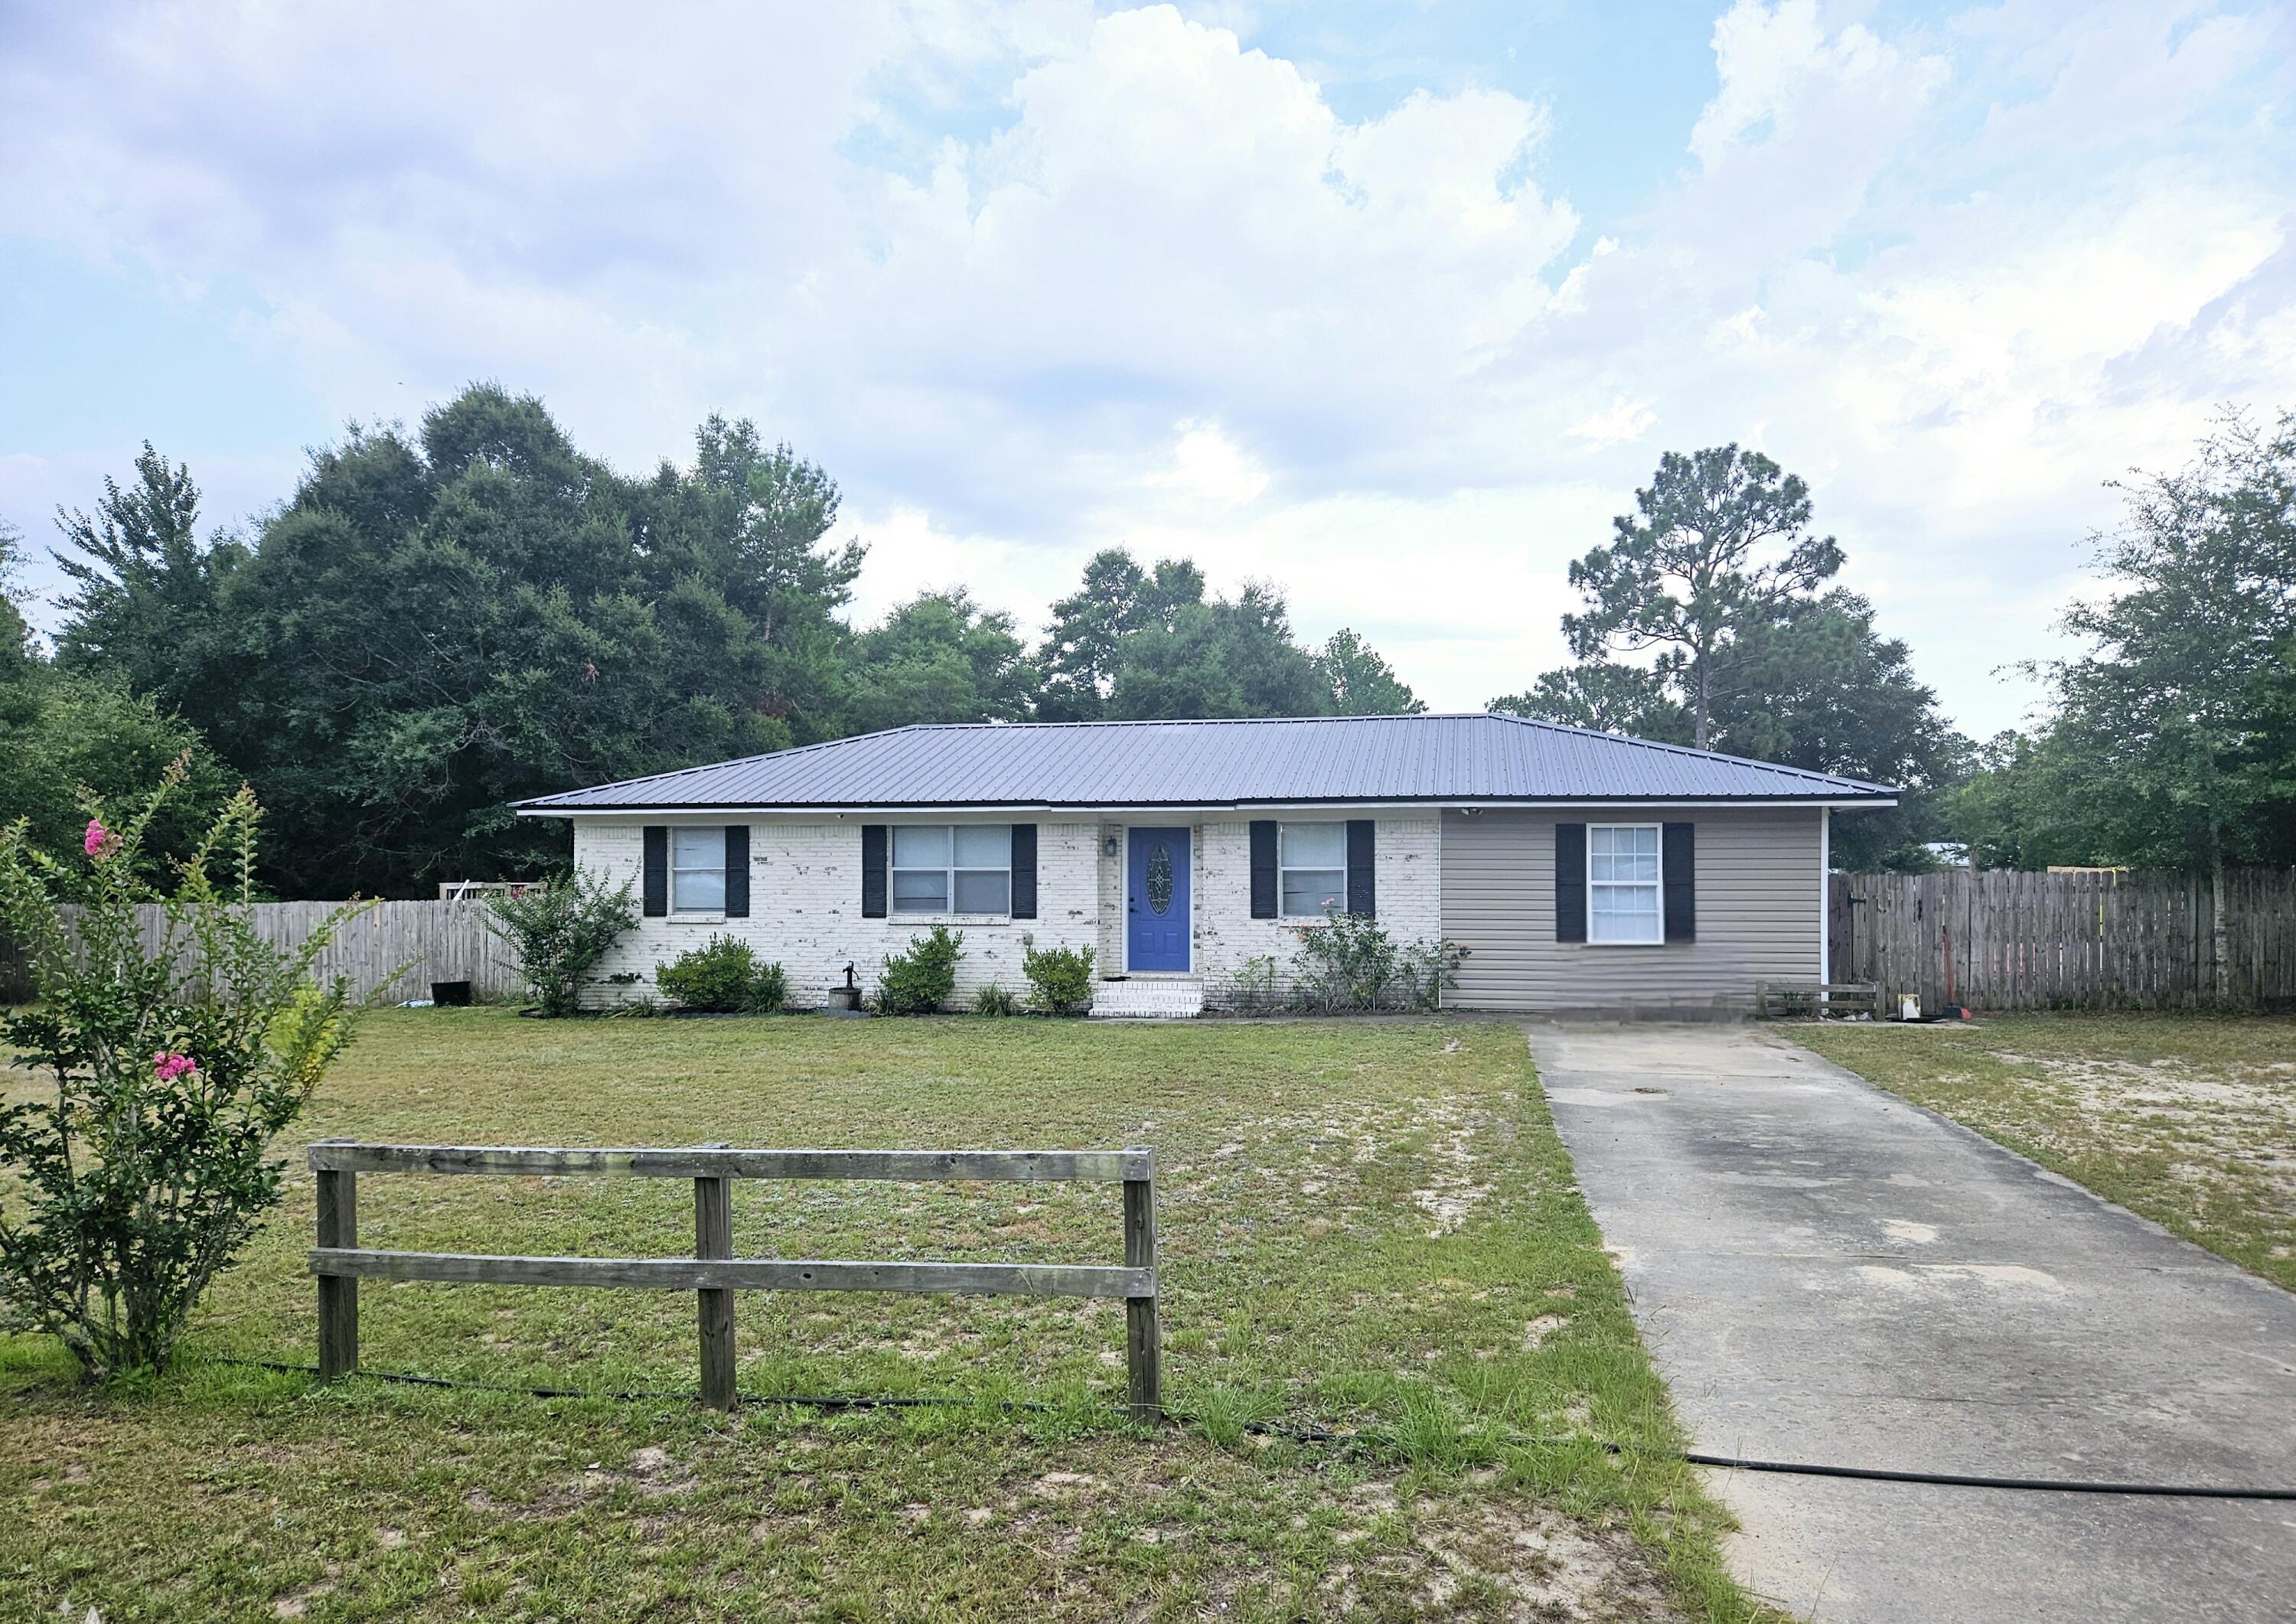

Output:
xmin=1277 ymin=820 xmax=1349 ymax=920
xmin=889 ymin=824 xmax=1012 ymax=918
xmin=670 ymin=826 xmax=727 ymax=915
xmin=1587 ymin=822 xmax=1663 ymax=945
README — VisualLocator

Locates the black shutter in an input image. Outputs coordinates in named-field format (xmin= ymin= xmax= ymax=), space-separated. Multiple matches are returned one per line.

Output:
xmin=1009 ymin=823 xmax=1037 ymax=919
xmin=860 ymin=825 xmax=888 ymax=918
xmin=724 ymin=825 xmax=750 ymax=918
xmin=1663 ymin=821 xmax=1695 ymax=943
xmin=1345 ymin=819 xmax=1375 ymax=916
xmin=642 ymin=827 xmax=668 ymax=917
xmin=1249 ymin=820 xmax=1278 ymax=918
xmin=1554 ymin=821 xmax=1586 ymax=943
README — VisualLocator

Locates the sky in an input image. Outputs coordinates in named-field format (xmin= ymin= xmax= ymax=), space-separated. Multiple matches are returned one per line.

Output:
xmin=2 ymin=0 xmax=2291 ymax=741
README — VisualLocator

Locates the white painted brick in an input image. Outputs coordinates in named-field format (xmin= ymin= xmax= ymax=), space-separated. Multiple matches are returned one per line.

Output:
xmin=574 ymin=813 xmax=1444 ymax=1012
xmin=577 ymin=818 xmax=1099 ymax=1010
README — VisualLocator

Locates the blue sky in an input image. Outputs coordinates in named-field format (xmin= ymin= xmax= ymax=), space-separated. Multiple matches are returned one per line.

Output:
xmin=3 ymin=1 xmax=2292 ymax=738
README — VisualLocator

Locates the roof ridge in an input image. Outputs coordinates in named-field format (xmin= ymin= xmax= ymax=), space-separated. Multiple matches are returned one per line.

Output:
xmin=1479 ymin=710 xmax=1890 ymax=791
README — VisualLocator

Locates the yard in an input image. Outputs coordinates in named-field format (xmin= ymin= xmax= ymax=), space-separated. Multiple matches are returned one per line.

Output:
xmin=2 ymin=1011 xmax=1762 ymax=1622
xmin=1796 ymin=1013 xmax=2296 ymax=1292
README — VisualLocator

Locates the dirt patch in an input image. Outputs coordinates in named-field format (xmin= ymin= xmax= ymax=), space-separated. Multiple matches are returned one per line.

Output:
xmin=2000 ymin=1051 xmax=2296 ymax=1211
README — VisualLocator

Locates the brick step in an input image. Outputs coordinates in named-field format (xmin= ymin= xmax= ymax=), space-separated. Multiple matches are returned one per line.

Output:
xmin=1088 ymin=978 xmax=1204 ymax=1020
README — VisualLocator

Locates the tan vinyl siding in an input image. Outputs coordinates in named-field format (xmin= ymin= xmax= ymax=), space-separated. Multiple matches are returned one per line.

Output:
xmin=1440 ymin=807 xmax=1823 ymax=1013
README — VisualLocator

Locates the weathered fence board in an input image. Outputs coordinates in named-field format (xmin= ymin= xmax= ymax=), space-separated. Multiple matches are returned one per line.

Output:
xmin=3 ymin=898 xmax=523 ymax=1005
xmin=307 ymin=1140 xmax=1164 ymax=1417
xmin=1830 ymin=868 xmax=2296 ymax=1011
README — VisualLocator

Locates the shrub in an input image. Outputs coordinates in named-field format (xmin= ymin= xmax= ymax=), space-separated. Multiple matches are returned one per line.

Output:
xmin=654 ymin=935 xmax=787 ymax=1013
xmin=0 ymin=764 xmax=368 ymax=1377
xmin=875 ymin=925 xmax=964 ymax=1014
xmin=485 ymin=870 xmax=638 ymax=1016
xmin=1229 ymin=954 xmax=1281 ymax=1013
xmin=973 ymin=982 xmax=1018 ymax=1016
xmin=1022 ymin=944 xmax=1096 ymax=1015
xmin=1289 ymin=908 xmax=1466 ymax=1013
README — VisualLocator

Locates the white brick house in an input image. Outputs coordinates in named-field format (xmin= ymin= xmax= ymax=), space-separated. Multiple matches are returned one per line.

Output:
xmin=517 ymin=715 xmax=1896 ymax=1016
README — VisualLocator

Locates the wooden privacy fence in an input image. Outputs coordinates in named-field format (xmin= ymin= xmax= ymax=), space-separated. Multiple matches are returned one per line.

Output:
xmin=1828 ymin=868 xmax=2296 ymax=1012
xmin=0 ymin=899 xmax=525 ymax=1004
xmin=309 ymin=1142 xmax=1163 ymax=1418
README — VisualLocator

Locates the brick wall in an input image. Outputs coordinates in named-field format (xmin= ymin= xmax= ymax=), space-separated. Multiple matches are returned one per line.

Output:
xmin=576 ymin=813 xmax=1444 ymax=1010
xmin=578 ymin=818 xmax=1099 ymax=1009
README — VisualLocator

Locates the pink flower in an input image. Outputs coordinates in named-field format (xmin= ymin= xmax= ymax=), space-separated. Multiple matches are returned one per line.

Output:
xmin=83 ymin=819 xmax=115 ymax=858
xmin=152 ymin=1050 xmax=199 ymax=1082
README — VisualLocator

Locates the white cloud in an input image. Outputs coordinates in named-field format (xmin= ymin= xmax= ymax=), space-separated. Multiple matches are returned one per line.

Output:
xmin=1 ymin=0 xmax=2292 ymax=739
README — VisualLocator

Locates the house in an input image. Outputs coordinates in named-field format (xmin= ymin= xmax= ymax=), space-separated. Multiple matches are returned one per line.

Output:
xmin=516 ymin=713 xmax=1896 ymax=1016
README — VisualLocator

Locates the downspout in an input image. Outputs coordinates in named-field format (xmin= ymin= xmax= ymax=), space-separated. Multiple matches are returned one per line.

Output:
xmin=1818 ymin=807 xmax=1831 ymax=997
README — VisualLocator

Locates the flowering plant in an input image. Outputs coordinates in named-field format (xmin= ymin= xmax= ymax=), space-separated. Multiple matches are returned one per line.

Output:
xmin=0 ymin=759 xmax=371 ymax=1376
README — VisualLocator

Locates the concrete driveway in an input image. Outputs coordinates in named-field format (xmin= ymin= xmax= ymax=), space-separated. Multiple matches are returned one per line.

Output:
xmin=1529 ymin=1021 xmax=2296 ymax=1623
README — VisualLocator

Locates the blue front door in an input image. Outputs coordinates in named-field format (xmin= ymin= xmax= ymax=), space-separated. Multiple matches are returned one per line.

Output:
xmin=1126 ymin=827 xmax=1191 ymax=972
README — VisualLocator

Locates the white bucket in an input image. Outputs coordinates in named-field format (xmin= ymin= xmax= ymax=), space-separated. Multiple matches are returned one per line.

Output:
xmin=1900 ymin=994 xmax=1920 ymax=1021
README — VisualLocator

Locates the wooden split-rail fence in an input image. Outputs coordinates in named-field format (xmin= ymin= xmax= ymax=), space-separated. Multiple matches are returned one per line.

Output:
xmin=1828 ymin=867 xmax=2296 ymax=1013
xmin=309 ymin=1141 xmax=1163 ymax=1419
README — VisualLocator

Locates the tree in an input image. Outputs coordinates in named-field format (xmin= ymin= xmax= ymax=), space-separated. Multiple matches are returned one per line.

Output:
xmin=49 ymin=387 xmax=870 ymax=896
xmin=1702 ymin=591 xmax=1969 ymax=869
xmin=1489 ymin=663 xmax=1683 ymax=739
xmin=0 ymin=520 xmax=233 ymax=870
xmin=1107 ymin=582 xmax=1332 ymax=719
xmin=843 ymin=589 xmax=1039 ymax=734
xmin=1035 ymin=549 xmax=1205 ymax=722
xmin=51 ymin=445 xmax=248 ymax=719
xmin=2019 ymin=410 xmax=2296 ymax=992
xmin=1561 ymin=445 xmax=1844 ymax=749
xmin=1315 ymin=629 xmax=1426 ymax=716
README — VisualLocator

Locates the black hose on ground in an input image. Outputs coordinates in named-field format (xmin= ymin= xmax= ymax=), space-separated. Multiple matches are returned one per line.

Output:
xmin=207 ymin=1357 xmax=2296 ymax=1502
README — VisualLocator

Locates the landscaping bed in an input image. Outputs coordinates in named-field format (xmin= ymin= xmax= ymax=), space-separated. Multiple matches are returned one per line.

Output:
xmin=1797 ymin=1012 xmax=2296 ymax=1292
xmin=2 ymin=1011 xmax=1763 ymax=1622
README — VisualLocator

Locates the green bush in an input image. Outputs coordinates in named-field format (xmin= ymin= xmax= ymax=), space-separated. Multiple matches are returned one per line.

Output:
xmin=1022 ymin=944 xmax=1096 ymax=1015
xmin=973 ymin=982 xmax=1018 ymax=1016
xmin=0 ymin=763 xmax=368 ymax=1376
xmin=484 ymin=870 xmax=638 ymax=1017
xmin=875 ymin=925 xmax=964 ymax=1014
xmin=1229 ymin=953 xmax=1281 ymax=1013
xmin=1289 ymin=908 xmax=1466 ymax=1013
xmin=654 ymin=935 xmax=787 ymax=1013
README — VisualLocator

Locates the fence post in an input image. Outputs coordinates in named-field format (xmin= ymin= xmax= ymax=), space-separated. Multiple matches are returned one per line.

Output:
xmin=693 ymin=1145 xmax=736 ymax=1411
xmin=1123 ymin=1150 xmax=1161 ymax=1423
xmin=316 ymin=1155 xmax=358 ymax=1381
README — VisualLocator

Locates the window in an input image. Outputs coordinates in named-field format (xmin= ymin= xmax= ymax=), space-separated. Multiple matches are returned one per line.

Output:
xmin=891 ymin=825 xmax=1011 ymax=915
xmin=671 ymin=827 xmax=726 ymax=914
xmin=1278 ymin=821 xmax=1346 ymax=918
xmin=1589 ymin=824 xmax=1662 ymax=944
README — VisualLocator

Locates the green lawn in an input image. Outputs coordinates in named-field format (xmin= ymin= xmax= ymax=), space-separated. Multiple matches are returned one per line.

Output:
xmin=2 ymin=1010 xmax=1763 ymax=1622
xmin=1796 ymin=1013 xmax=2296 ymax=1292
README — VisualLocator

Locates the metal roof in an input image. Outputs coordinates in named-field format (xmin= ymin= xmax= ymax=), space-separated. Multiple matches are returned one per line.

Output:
xmin=517 ymin=714 xmax=1898 ymax=813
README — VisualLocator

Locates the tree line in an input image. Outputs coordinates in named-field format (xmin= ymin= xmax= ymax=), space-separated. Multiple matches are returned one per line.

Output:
xmin=1 ymin=385 xmax=1422 ymax=895
xmin=5 ymin=382 xmax=2285 ymax=895
xmin=1492 ymin=415 xmax=2296 ymax=881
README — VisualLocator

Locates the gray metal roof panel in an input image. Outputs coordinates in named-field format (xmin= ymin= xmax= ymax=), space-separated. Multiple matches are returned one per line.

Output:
xmin=517 ymin=714 xmax=1897 ymax=811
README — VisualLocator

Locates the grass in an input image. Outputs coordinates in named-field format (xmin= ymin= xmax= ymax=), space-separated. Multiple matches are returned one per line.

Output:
xmin=2 ymin=1010 xmax=1767 ymax=1622
xmin=1795 ymin=1012 xmax=2296 ymax=1292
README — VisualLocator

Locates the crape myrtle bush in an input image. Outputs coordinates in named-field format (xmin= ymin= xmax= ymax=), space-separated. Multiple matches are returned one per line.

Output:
xmin=874 ymin=925 xmax=964 ymax=1014
xmin=0 ymin=761 xmax=367 ymax=1377
xmin=654 ymin=934 xmax=788 ymax=1013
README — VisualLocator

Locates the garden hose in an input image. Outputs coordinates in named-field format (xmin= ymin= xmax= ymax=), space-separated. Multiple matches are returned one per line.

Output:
xmin=206 ymin=1357 xmax=2296 ymax=1502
